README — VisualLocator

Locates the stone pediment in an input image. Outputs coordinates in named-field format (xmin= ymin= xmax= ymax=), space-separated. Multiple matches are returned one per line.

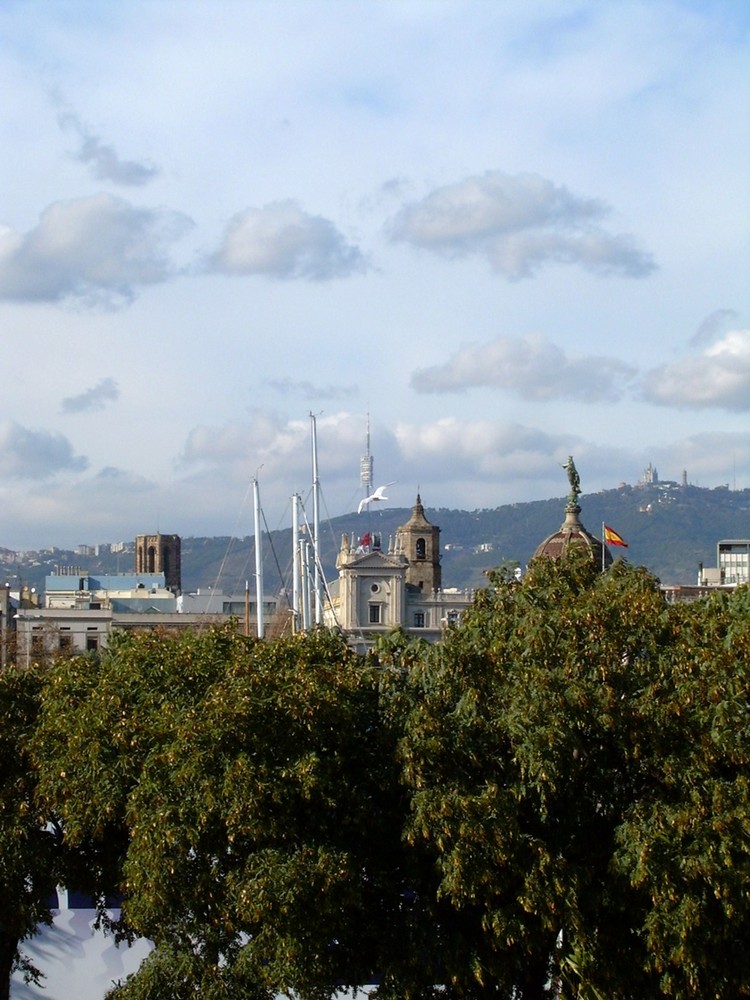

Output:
xmin=342 ymin=549 xmax=406 ymax=571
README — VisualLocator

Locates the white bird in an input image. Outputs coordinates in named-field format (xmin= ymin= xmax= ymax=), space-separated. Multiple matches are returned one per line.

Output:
xmin=358 ymin=482 xmax=395 ymax=514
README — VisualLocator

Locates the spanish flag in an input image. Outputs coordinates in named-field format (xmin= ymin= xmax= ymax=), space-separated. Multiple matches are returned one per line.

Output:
xmin=604 ymin=524 xmax=628 ymax=548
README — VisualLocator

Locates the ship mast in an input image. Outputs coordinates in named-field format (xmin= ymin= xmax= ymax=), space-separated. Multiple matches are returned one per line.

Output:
xmin=252 ymin=477 xmax=264 ymax=638
xmin=310 ymin=412 xmax=322 ymax=625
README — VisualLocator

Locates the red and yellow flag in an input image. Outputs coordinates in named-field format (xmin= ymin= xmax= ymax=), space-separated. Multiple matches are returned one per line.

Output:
xmin=604 ymin=524 xmax=628 ymax=548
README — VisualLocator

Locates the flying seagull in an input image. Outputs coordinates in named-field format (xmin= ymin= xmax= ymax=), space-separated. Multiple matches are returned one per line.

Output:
xmin=358 ymin=482 xmax=395 ymax=514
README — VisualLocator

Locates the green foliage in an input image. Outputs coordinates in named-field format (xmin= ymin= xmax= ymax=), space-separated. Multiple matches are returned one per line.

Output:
xmin=24 ymin=569 xmax=750 ymax=999
xmin=0 ymin=665 xmax=59 ymax=997
xmin=35 ymin=624 xmax=442 ymax=999
xmin=612 ymin=586 xmax=750 ymax=998
xmin=395 ymin=554 xmax=750 ymax=998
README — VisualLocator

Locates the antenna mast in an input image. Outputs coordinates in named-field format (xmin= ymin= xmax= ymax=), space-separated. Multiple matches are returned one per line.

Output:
xmin=360 ymin=412 xmax=373 ymax=498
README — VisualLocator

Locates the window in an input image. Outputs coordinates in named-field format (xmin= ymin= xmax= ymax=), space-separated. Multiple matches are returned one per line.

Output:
xmin=31 ymin=628 xmax=44 ymax=657
xmin=416 ymin=538 xmax=426 ymax=560
xmin=414 ymin=611 xmax=425 ymax=628
xmin=369 ymin=604 xmax=381 ymax=625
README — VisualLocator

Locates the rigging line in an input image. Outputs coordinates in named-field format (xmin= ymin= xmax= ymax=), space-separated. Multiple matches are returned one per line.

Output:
xmin=209 ymin=476 xmax=254 ymax=609
xmin=260 ymin=505 xmax=291 ymax=603
xmin=318 ymin=485 xmax=343 ymax=557
xmin=229 ymin=495 xmax=294 ymax=597
xmin=297 ymin=502 xmax=335 ymax=615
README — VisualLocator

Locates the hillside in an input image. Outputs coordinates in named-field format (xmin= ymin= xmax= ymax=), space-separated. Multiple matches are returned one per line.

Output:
xmin=2 ymin=484 xmax=749 ymax=597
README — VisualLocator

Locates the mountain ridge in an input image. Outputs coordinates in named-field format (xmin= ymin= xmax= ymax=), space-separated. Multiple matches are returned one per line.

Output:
xmin=3 ymin=483 xmax=748 ymax=596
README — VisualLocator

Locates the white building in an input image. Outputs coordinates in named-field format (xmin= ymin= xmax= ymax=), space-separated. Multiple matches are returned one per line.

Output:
xmin=326 ymin=495 xmax=473 ymax=650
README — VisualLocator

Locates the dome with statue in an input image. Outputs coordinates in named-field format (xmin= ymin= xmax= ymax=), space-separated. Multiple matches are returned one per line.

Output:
xmin=533 ymin=457 xmax=613 ymax=569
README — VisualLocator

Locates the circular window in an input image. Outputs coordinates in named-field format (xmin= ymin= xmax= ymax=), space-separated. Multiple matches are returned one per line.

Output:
xmin=370 ymin=583 xmax=380 ymax=593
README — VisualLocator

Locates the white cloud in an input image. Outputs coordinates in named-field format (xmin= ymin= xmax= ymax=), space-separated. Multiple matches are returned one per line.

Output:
xmin=180 ymin=410 xmax=365 ymax=483
xmin=640 ymin=329 xmax=750 ymax=411
xmin=389 ymin=170 xmax=656 ymax=279
xmin=61 ymin=377 xmax=120 ymax=414
xmin=209 ymin=201 xmax=366 ymax=281
xmin=58 ymin=111 xmax=159 ymax=186
xmin=411 ymin=333 xmax=636 ymax=402
xmin=0 ymin=421 xmax=88 ymax=479
xmin=650 ymin=431 xmax=750 ymax=486
xmin=690 ymin=308 xmax=738 ymax=347
xmin=0 ymin=467 xmax=161 ymax=550
xmin=394 ymin=417 xmax=571 ymax=480
xmin=0 ymin=194 xmax=192 ymax=307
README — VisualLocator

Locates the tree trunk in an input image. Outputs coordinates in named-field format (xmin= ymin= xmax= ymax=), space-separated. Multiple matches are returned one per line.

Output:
xmin=519 ymin=956 xmax=550 ymax=1000
xmin=0 ymin=930 xmax=18 ymax=1000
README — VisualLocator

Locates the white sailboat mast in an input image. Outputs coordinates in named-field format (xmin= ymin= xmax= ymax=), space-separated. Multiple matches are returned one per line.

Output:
xmin=291 ymin=492 xmax=301 ymax=633
xmin=310 ymin=412 xmax=322 ymax=625
xmin=301 ymin=540 xmax=312 ymax=630
xmin=252 ymin=477 xmax=264 ymax=639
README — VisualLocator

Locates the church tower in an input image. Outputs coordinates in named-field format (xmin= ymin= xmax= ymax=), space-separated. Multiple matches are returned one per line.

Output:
xmin=135 ymin=533 xmax=182 ymax=594
xmin=396 ymin=494 xmax=441 ymax=592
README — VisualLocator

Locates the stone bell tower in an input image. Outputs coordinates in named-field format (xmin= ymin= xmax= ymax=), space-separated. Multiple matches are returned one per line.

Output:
xmin=396 ymin=494 xmax=441 ymax=593
xmin=135 ymin=533 xmax=182 ymax=594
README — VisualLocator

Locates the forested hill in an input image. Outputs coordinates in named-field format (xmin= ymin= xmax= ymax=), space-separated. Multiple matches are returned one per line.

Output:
xmin=3 ymin=483 xmax=749 ymax=596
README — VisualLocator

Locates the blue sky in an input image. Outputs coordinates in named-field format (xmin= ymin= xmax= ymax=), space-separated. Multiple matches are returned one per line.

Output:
xmin=0 ymin=0 xmax=748 ymax=550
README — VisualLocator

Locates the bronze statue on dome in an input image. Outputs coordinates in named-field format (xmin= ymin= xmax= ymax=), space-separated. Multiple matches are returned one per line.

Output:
xmin=562 ymin=455 xmax=581 ymax=509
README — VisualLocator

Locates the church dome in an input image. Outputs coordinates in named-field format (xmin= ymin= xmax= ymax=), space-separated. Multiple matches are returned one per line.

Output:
xmin=533 ymin=456 xmax=612 ymax=570
xmin=533 ymin=504 xmax=612 ymax=568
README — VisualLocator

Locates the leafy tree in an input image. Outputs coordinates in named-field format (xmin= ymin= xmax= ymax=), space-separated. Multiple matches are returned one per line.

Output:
xmin=29 ymin=572 xmax=750 ymax=999
xmin=34 ymin=623 xmax=442 ymax=999
xmin=612 ymin=584 xmax=750 ymax=997
xmin=393 ymin=553 xmax=750 ymax=998
xmin=0 ymin=665 xmax=60 ymax=1000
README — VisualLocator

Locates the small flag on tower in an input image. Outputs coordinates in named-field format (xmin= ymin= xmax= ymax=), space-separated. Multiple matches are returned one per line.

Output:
xmin=603 ymin=524 xmax=628 ymax=548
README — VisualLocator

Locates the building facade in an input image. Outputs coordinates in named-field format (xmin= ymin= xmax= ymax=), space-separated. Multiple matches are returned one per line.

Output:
xmin=326 ymin=495 xmax=472 ymax=651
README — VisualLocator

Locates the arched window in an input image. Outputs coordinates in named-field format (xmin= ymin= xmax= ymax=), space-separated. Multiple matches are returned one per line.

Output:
xmin=416 ymin=538 xmax=426 ymax=560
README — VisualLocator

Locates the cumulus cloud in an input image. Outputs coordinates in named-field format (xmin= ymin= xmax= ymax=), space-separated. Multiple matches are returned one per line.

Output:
xmin=58 ymin=111 xmax=159 ymax=186
xmin=411 ymin=333 xmax=636 ymax=402
xmin=208 ymin=200 xmax=366 ymax=281
xmin=88 ymin=466 xmax=156 ymax=492
xmin=180 ymin=410 xmax=365 ymax=479
xmin=640 ymin=329 xmax=750 ymax=411
xmin=0 ymin=421 xmax=88 ymax=479
xmin=389 ymin=171 xmax=656 ymax=279
xmin=649 ymin=431 xmax=750 ymax=486
xmin=690 ymin=308 xmax=737 ymax=347
xmin=393 ymin=417 xmax=570 ymax=479
xmin=0 ymin=194 xmax=192 ymax=307
xmin=265 ymin=377 xmax=358 ymax=401
xmin=61 ymin=377 xmax=120 ymax=414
